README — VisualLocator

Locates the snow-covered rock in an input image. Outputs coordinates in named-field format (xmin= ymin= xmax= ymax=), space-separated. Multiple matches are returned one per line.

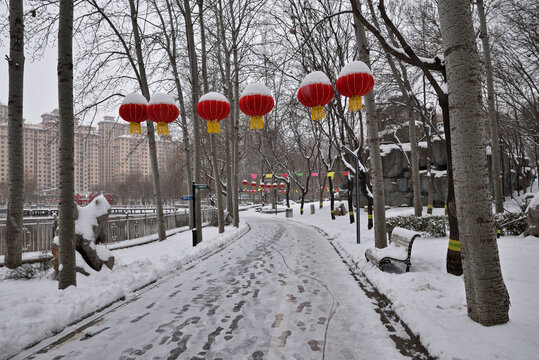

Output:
xmin=524 ymin=191 xmax=539 ymax=237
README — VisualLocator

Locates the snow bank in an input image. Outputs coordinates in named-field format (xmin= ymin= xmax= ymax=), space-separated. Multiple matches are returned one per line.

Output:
xmin=338 ymin=60 xmax=372 ymax=77
xmin=149 ymin=92 xmax=177 ymax=105
xmin=300 ymin=71 xmax=332 ymax=87
xmin=240 ymin=82 xmax=272 ymax=97
xmin=199 ymin=92 xmax=229 ymax=103
xmin=121 ymin=93 xmax=147 ymax=105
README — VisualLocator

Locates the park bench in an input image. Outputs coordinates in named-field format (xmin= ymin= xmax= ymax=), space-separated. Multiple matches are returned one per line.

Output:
xmin=365 ymin=227 xmax=421 ymax=272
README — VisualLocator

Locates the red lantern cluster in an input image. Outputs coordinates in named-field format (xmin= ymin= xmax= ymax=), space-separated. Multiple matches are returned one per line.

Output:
xmin=251 ymin=181 xmax=257 ymax=188
xmin=119 ymin=93 xmax=148 ymax=134
xmin=279 ymin=182 xmax=285 ymax=189
xmin=239 ymin=83 xmax=274 ymax=130
xmin=297 ymin=71 xmax=334 ymax=121
xmin=148 ymin=93 xmax=179 ymax=135
xmin=242 ymin=179 xmax=248 ymax=186
xmin=336 ymin=61 xmax=374 ymax=112
xmin=197 ymin=92 xmax=230 ymax=134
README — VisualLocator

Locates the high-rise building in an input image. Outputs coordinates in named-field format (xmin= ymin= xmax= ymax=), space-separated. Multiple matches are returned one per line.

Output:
xmin=0 ymin=104 xmax=177 ymax=197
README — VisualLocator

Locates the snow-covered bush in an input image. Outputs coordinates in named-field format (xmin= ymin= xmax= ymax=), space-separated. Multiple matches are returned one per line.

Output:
xmin=386 ymin=215 xmax=448 ymax=237
xmin=493 ymin=212 xmax=527 ymax=236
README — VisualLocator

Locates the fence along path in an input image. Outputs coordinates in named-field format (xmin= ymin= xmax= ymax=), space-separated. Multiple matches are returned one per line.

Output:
xmin=0 ymin=210 xmax=214 ymax=256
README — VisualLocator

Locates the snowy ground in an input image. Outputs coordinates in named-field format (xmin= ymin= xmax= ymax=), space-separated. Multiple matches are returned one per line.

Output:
xmin=1 ymin=201 xmax=538 ymax=360
xmin=286 ymin=201 xmax=539 ymax=360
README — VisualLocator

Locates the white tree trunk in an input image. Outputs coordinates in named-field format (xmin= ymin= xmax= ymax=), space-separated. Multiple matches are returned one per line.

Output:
xmin=5 ymin=0 xmax=24 ymax=269
xmin=477 ymin=0 xmax=503 ymax=213
xmin=438 ymin=0 xmax=509 ymax=326
xmin=58 ymin=0 xmax=77 ymax=289
xmin=352 ymin=0 xmax=387 ymax=248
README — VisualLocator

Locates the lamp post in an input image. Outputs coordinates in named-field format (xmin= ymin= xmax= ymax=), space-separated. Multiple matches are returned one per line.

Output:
xmin=342 ymin=145 xmax=361 ymax=244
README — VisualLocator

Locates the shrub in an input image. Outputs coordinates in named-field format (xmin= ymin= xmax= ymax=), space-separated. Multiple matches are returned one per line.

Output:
xmin=493 ymin=212 xmax=527 ymax=236
xmin=386 ymin=215 xmax=448 ymax=238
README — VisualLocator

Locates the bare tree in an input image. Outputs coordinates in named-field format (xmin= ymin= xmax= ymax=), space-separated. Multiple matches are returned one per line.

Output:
xmin=438 ymin=0 xmax=509 ymax=326
xmin=5 ymin=0 xmax=25 ymax=269
xmin=58 ymin=0 xmax=77 ymax=289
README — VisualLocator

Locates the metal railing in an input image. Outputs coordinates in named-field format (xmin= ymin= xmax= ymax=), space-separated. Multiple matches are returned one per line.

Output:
xmin=0 ymin=209 xmax=215 ymax=255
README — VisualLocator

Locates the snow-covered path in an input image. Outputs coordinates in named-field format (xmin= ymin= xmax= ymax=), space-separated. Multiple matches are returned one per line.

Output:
xmin=21 ymin=215 xmax=406 ymax=359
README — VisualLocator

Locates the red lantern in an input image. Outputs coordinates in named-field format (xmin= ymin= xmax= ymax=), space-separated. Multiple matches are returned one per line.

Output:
xmin=251 ymin=181 xmax=257 ymax=188
xmin=119 ymin=93 xmax=147 ymax=134
xmin=272 ymin=182 xmax=278 ymax=189
xmin=147 ymin=93 xmax=179 ymax=135
xmin=239 ymin=82 xmax=274 ymax=130
xmin=242 ymin=179 xmax=248 ymax=186
xmin=336 ymin=61 xmax=374 ymax=112
xmin=197 ymin=92 xmax=230 ymax=134
xmin=279 ymin=182 xmax=285 ymax=189
xmin=297 ymin=71 xmax=334 ymax=121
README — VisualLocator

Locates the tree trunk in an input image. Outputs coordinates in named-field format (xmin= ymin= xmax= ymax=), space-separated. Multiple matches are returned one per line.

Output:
xmin=319 ymin=176 xmax=326 ymax=208
xmin=5 ymin=0 xmax=24 ymax=269
xmin=347 ymin=177 xmax=355 ymax=224
xmin=329 ymin=177 xmax=335 ymax=220
xmin=438 ymin=0 xmax=509 ymax=326
xmin=286 ymin=182 xmax=290 ymax=208
xmin=198 ymin=0 xmax=224 ymax=233
xmin=230 ymin=1 xmax=240 ymax=228
xmin=422 ymin=112 xmax=435 ymax=215
xmin=58 ymin=0 xmax=76 ymax=289
xmin=128 ymin=0 xmax=166 ymax=241
xmin=477 ymin=0 xmax=503 ymax=213
xmin=183 ymin=0 xmax=203 ymax=243
xmin=408 ymin=107 xmax=423 ymax=216
xmin=352 ymin=1 xmax=387 ymax=248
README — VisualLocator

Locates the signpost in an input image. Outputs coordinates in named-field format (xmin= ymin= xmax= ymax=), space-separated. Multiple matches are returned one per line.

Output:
xmin=341 ymin=145 xmax=361 ymax=244
xmin=190 ymin=183 xmax=209 ymax=247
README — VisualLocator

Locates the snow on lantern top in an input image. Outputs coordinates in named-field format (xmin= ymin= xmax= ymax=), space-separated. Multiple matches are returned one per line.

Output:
xmin=337 ymin=60 xmax=372 ymax=78
xmin=240 ymin=82 xmax=272 ymax=97
xmin=300 ymin=71 xmax=332 ymax=87
xmin=122 ymin=93 xmax=148 ymax=105
xmin=149 ymin=92 xmax=178 ymax=106
xmin=199 ymin=92 xmax=229 ymax=103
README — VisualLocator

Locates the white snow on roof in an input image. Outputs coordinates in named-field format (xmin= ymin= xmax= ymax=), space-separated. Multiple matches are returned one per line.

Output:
xmin=122 ymin=93 xmax=148 ymax=105
xmin=199 ymin=92 xmax=229 ymax=103
xmin=338 ymin=60 xmax=372 ymax=78
xmin=241 ymin=82 xmax=272 ymax=97
xmin=300 ymin=71 xmax=332 ymax=87
xmin=149 ymin=92 xmax=177 ymax=106
xmin=75 ymin=195 xmax=111 ymax=241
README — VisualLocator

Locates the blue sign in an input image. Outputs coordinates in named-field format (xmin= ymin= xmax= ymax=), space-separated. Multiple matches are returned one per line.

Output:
xmin=181 ymin=195 xmax=193 ymax=201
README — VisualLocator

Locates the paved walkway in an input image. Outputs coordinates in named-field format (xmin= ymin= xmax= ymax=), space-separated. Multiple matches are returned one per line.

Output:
xmin=23 ymin=216 xmax=407 ymax=359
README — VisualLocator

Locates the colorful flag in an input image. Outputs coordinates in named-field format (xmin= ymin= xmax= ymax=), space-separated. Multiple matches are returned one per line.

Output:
xmin=265 ymin=174 xmax=273 ymax=178
xmin=327 ymin=171 xmax=335 ymax=179
xmin=250 ymin=174 xmax=258 ymax=179
xmin=312 ymin=172 xmax=319 ymax=176
xmin=281 ymin=173 xmax=289 ymax=178
xmin=343 ymin=171 xmax=349 ymax=176
xmin=296 ymin=172 xmax=303 ymax=176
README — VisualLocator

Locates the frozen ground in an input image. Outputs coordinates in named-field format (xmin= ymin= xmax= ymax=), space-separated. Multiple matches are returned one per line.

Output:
xmin=1 ymin=199 xmax=538 ymax=360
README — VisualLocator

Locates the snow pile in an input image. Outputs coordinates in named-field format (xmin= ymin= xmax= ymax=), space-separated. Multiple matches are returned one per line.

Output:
xmin=338 ymin=60 xmax=372 ymax=77
xmin=300 ymin=71 xmax=332 ymax=87
xmin=149 ymin=92 xmax=177 ymax=105
xmin=75 ymin=195 xmax=111 ymax=241
xmin=199 ymin=92 xmax=229 ymax=103
xmin=240 ymin=82 xmax=272 ymax=97
xmin=121 ymin=93 xmax=147 ymax=105
xmin=526 ymin=191 xmax=539 ymax=213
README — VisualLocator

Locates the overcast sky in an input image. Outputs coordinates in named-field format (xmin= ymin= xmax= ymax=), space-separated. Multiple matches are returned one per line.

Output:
xmin=1 ymin=37 xmax=60 ymax=124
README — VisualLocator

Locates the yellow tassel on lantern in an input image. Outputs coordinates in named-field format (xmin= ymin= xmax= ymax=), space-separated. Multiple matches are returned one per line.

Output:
xmin=250 ymin=116 xmax=263 ymax=129
xmin=129 ymin=122 xmax=141 ymax=134
xmin=157 ymin=122 xmax=169 ymax=135
xmin=311 ymin=105 xmax=325 ymax=121
xmin=207 ymin=120 xmax=220 ymax=133
xmin=349 ymin=95 xmax=363 ymax=112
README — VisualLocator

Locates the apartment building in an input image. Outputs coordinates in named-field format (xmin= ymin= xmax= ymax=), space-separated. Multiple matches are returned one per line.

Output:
xmin=0 ymin=104 xmax=176 ymax=195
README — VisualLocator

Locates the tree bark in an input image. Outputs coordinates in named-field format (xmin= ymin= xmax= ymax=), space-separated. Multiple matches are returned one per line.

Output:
xmin=58 ymin=0 xmax=76 ymax=289
xmin=352 ymin=0 xmax=387 ymax=248
xmin=408 ymin=107 xmax=423 ymax=216
xmin=199 ymin=0 xmax=224 ymax=233
xmin=128 ymin=0 xmax=166 ymax=241
xmin=182 ymin=0 xmax=203 ymax=243
xmin=5 ymin=0 xmax=25 ymax=269
xmin=230 ymin=0 xmax=240 ymax=228
xmin=477 ymin=0 xmax=503 ymax=213
xmin=438 ymin=0 xmax=509 ymax=326
xmin=329 ymin=177 xmax=335 ymax=220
